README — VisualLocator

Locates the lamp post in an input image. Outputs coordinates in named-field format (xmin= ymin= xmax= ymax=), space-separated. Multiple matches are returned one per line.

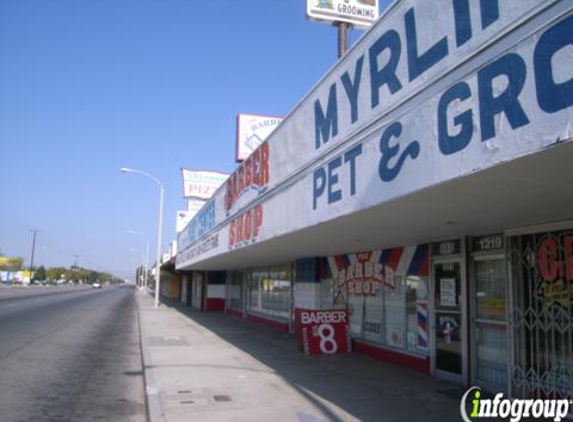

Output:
xmin=129 ymin=247 xmax=145 ymax=288
xmin=120 ymin=167 xmax=164 ymax=308
xmin=127 ymin=230 xmax=149 ymax=290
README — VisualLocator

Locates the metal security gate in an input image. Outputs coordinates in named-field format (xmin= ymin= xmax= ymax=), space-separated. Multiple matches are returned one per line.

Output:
xmin=509 ymin=230 xmax=573 ymax=401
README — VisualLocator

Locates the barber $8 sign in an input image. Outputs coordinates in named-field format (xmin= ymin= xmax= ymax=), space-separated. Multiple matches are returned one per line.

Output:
xmin=300 ymin=310 xmax=351 ymax=356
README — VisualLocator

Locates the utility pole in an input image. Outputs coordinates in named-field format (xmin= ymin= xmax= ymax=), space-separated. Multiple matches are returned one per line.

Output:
xmin=29 ymin=228 xmax=41 ymax=282
xmin=337 ymin=22 xmax=350 ymax=58
xmin=71 ymin=254 xmax=81 ymax=268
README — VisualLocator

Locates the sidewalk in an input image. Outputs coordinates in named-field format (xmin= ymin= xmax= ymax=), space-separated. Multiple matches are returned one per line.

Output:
xmin=136 ymin=292 xmax=464 ymax=422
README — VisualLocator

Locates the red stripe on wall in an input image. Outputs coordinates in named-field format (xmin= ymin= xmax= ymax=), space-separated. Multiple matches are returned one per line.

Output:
xmin=204 ymin=298 xmax=225 ymax=312
xmin=353 ymin=340 xmax=430 ymax=374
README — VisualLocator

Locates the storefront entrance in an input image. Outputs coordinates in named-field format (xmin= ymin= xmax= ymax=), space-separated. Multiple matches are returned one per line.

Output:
xmin=508 ymin=227 xmax=573 ymax=401
xmin=192 ymin=271 xmax=204 ymax=311
xmin=431 ymin=240 xmax=468 ymax=383
xmin=245 ymin=265 xmax=293 ymax=323
xmin=469 ymin=235 xmax=509 ymax=393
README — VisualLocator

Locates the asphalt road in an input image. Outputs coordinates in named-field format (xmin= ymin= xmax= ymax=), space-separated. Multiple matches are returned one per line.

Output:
xmin=0 ymin=285 xmax=146 ymax=422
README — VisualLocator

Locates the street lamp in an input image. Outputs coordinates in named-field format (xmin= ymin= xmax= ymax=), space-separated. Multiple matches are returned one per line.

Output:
xmin=120 ymin=167 xmax=164 ymax=308
xmin=127 ymin=230 xmax=149 ymax=290
xmin=129 ymin=247 xmax=145 ymax=288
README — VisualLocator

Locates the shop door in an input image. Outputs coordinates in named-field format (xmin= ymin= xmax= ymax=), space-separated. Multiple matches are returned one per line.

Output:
xmin=509 ymin=231 xmax=573 ymax=401
xmin=471 ymin=254 xmax=508 ymax=393
xmin=192 ymin=272 xmax=204 ymax=311
xmin=186 ymin=277 xmax=193 ymax=306
xmin=432 ymin=260 xmax=466 ymax=382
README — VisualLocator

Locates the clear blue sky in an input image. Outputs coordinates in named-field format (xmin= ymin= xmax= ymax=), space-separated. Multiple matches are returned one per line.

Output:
xmin=0 ymin=0 xmax=389 ymax=279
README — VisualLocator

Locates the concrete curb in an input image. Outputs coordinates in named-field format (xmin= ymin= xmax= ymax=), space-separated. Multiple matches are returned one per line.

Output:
xmin=136 ymin=292 xmax=165 ymax=422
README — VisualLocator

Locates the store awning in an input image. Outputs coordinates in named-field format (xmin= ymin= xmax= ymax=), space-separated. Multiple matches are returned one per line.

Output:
xmin=180 ymin=140 xmax=573 ymax=271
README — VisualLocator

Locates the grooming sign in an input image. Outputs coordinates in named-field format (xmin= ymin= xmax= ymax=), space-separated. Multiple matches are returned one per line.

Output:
xmin=307 ymin=0 xmax=379 ymax=29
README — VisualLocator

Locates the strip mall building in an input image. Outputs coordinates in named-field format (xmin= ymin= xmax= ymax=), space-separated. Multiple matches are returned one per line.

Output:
xmin=174 ymin=0 xmax=573 ymax=401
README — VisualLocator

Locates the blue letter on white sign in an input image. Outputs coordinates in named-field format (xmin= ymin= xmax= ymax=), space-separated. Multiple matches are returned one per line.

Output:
xmin=315 ymin=83 xmax=339 ymax=149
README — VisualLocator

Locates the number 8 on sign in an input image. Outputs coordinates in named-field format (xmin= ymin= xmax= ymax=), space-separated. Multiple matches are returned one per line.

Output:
xmin=318 ymin=323 xmax=338 ymax=354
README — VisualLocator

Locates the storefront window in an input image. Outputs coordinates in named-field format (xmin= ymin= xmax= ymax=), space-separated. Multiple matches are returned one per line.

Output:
xmin=192 ymin=272 xmax=203 ymax=310
xmin=384 ymin=277 xmax=407 ymax=348
xmin=364 ymin=292 xmax=383 ymax=342
xmin=247 ymin=272 xmax=261 ymax=312
xmin=323 ymin=245 xmax=430 ymax=356
xmin=476 ymin=324 xmax=507 ymax=390
xmin=246 ymin=265 xmax=292 ymax=321
xmin=228 ymin=271 xmax=243 ymax=311
xmin=348 ymin=295 xmax=365 ymax=337
xmin=406 ymin=276 xmax=429 ymax=353
xmin=510 ymin=231 xmax=573 ymax=401
xmin=320 ymin=277 xmax=336 ymax=309
xmin=476 ymin=260 xmax=506 ymax=321
xmin=474 ymin=259 xmax=508 ymax=392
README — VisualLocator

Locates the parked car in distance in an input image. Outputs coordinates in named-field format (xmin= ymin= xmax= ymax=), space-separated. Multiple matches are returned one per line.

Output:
xmin=92 ymin=283 xmax=102 ymax=289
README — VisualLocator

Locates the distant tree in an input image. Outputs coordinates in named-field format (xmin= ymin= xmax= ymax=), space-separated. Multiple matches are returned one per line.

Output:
xmin=65 ymin=267 xmax=78 ymax=282
xmin=35 ymin=266 xmax=47 ymax=281
xmin=66 ymin=266 xmax=90 ymax=283
xmin=46 ymin=267 xmax=67 ymax=282
xmin=0 ymin=257 xmax=23 ymax=271
xmin=87 ymin=271 xmax=95 ymax=283
xmin=101 ymin=272 xmax=114 ymax=283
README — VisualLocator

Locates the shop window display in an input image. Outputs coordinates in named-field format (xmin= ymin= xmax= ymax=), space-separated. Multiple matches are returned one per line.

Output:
xmin=228 ymin=271 xmax=243 ymax=311
xmin=323 ymin=245 xmax=430 ymax=355
xmin=246 ymin=265 xmax=293 ymax=321
xmin=473 ymin=258 xmax=508 ymax=392
xmin=510 ymin=231 xmax=572 ymax=401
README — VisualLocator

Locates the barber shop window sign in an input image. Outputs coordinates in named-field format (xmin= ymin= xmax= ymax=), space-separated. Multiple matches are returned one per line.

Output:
xmin=329 ymin=252 xmax=397 ymax=297
xmin=326 ymin=245 xmax=429 ymax=297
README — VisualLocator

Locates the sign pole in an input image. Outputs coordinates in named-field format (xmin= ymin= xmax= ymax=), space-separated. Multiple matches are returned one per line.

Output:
xmin=337 ymin=22 xmax=350 ymax=58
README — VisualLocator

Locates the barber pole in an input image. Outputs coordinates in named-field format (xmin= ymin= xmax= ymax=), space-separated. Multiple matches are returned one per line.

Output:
xmin=417 ymin=302 xmax=428 ymax=349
